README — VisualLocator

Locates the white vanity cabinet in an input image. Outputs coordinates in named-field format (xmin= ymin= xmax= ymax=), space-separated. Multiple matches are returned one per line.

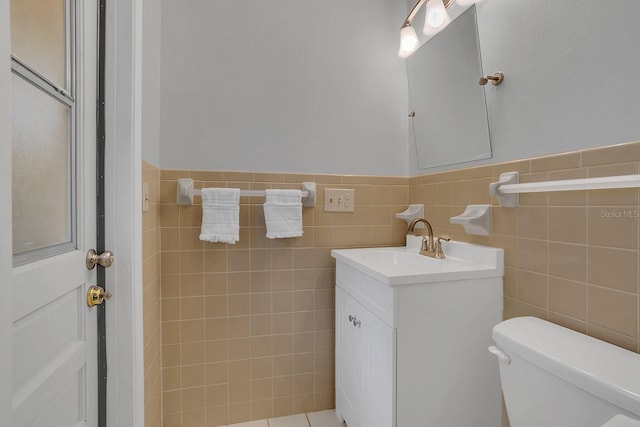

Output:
xmin=332 ymin=243 xmax=504 ymax=427
xmin=336 ymin=287 xmax=395 ymax=427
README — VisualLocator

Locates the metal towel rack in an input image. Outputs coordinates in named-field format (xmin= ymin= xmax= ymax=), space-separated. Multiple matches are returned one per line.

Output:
xmin=490 ymin=172 xmax=640 ymax=207
xmin=176 ymin=178 xmax=317 ymax=207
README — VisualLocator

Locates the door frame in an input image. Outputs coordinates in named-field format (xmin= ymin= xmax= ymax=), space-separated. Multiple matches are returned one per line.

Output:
xmin=0 ymin=0 xmax=13 ymax=424
xmin=104 ymin=0 xmax=145 ymax=426
xmin=0 ymin=0 xmax=145 ymax=424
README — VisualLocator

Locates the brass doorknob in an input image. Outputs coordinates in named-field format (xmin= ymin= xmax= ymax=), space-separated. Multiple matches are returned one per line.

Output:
xmin=87 ymin=285 xmax=112 ymax=307
xmin=86 ymin=249 xmax=114 ymax=270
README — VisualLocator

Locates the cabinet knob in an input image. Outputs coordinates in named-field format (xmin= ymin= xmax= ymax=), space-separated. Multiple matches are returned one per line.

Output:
xmin=348 ymin=315 xmax=361 ymax=327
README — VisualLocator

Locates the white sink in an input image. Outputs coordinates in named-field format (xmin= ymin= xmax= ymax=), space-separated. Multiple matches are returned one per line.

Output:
xmin=331 ymin=241 xmax=504 ymax=286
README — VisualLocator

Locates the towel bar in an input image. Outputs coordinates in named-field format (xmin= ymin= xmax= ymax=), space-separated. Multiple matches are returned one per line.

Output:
xmin=490 ymin=172 xmax=640 ymax=207
xmin=176 ymin=178 xmax=316 ymax=207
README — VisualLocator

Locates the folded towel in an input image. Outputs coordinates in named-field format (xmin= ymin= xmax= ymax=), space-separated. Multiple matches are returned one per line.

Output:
xmin=199 ymin=188 xmax=240 ymax=244
xmin=263 ymin=189 xmax=303 ymax=239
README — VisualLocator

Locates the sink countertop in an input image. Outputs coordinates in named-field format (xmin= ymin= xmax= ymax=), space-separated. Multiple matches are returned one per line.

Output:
xmin=331 ymin=241 xmax=504 ymax=286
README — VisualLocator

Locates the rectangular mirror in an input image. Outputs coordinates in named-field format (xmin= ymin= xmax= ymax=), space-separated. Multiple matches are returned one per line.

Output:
xmin=406 ymin=5 xmax=491 ymax=170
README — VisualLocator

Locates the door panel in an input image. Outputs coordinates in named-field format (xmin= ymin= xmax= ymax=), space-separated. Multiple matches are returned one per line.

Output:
xmin=9 ymin=0 xmax=67 ymax=88
xmin=12 ymin=340 xmax=85 ymax=425
xmin=11 ymin=71 xmax=73 ymax=256
xmin=9 ymin=0 xmax=98 ymax=425
xmin=12 ymin=289 xmax=80 ymax=392
xmin=32 ymin=374 xmax=81 ymax=427
xmin=12 ymin=251 xmax=85 ymax=320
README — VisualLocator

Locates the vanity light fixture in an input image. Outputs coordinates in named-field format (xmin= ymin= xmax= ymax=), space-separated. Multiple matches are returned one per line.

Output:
xmin=423 ymin=0 xmax=451 ymax=36
xmin=398 ymin=0 xmax=484 ymax=58
xmin=398 ymin=25 xmax=420 ymax=58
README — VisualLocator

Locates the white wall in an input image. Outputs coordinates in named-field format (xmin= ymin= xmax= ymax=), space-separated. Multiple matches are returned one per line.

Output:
xmin=0 ymin=0 xmax=13 ymax=422
xmin=141 ymin=0 xmax=161 ymax=166
xmin=410 ymin=0 xmax=640 ymax=174
xmin=158 ymin=0 xmax=410 ymax=176
xmin=155 ymin=0 xmax=640 ymax=176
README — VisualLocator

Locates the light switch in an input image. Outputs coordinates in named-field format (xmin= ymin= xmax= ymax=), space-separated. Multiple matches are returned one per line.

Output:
xmin=324 ymin=188 xmax=355 ymax=212
xmin=142 ymin=182 xmax=149 ymax=213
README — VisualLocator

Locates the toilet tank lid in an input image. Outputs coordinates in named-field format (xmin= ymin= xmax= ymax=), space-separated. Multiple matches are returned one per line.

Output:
xmin=602 ymin=415 xmax=640 ymax=427
xmin=493 ymin=317 xmax=640 ymax=415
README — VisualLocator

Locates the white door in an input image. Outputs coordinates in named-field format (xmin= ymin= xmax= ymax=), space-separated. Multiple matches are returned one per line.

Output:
xmin=9 ymin=0 xmax=99 ymax=426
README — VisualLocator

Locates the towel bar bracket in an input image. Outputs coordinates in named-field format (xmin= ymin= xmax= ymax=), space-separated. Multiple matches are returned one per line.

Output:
xmin=177 ymin=178 xmax=196 ymax=205
xmin=489 ymin=172 xmax=519 ymax=208
xmin=176 ymin=178 xmax=316 ymax=207
xmin=301 ymin=182 xmax=316 ymax=207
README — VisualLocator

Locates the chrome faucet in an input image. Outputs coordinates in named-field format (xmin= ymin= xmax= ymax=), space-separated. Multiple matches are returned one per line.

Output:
xmin=408 ymin=218 xmax=450 ymax=259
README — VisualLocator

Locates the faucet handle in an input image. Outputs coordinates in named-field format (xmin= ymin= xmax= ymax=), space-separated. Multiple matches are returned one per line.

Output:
xmin=420 ymin=235 xmax=429 ymax=252
xmin=434 ymin=237 xmax=450 ymax=259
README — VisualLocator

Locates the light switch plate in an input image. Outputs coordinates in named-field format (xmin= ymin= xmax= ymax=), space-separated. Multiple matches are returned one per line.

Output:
xmin=142 ymin=182 xmax=149 ymax=212
xmin=324 ymin=188 xmax=355 ymax=212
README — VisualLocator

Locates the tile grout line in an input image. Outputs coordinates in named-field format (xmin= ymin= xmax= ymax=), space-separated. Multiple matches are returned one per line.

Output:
xmin=585 ymin=204 xmax=590 ymax=338
xmin=636 ymin=165 xmax=640 ymax=353
xmin=546 ymin=203 xmax=550 ymax=322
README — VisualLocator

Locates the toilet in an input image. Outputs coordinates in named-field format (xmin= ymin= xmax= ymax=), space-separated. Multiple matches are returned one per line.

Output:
xmin=602 ymin=415 xmax=640 ymax=427
xmin=490 ymin=317 xmax=640 ymax=427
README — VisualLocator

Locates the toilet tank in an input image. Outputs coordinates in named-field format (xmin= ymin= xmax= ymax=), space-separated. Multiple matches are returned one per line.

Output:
xmin=492 ymin=317 xmax=640 ymax=427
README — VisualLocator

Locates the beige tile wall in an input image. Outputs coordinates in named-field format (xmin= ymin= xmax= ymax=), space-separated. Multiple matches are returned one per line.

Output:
xmin=143 ymin=161 xmax=163 ymax=427
xmin=154 ymin=140 xmax=640 ymax=427
xmin=410 ymin=140 xmax=640 ymax=353
xmin=158 ymin=171 xmax=409 ymax=426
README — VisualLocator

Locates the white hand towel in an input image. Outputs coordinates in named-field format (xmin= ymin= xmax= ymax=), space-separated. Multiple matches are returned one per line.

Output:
xmin=199 ymin=188 xmax=240 ymax=244
xmin=263 ymin=189 xmax=303 ymax=239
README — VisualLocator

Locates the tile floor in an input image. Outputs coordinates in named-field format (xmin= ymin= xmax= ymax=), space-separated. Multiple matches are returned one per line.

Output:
xmin=220 ymin=409 xmax=346 ymax=427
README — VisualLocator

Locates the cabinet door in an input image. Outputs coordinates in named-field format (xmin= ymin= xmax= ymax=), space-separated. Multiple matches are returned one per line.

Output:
xmin=336 ymin=287 xmax=396 ymax=427
xmin=336 ymin=287 xmax=360 ymax=425
xmin=359 ymin=297 xmax=395 ymax=427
